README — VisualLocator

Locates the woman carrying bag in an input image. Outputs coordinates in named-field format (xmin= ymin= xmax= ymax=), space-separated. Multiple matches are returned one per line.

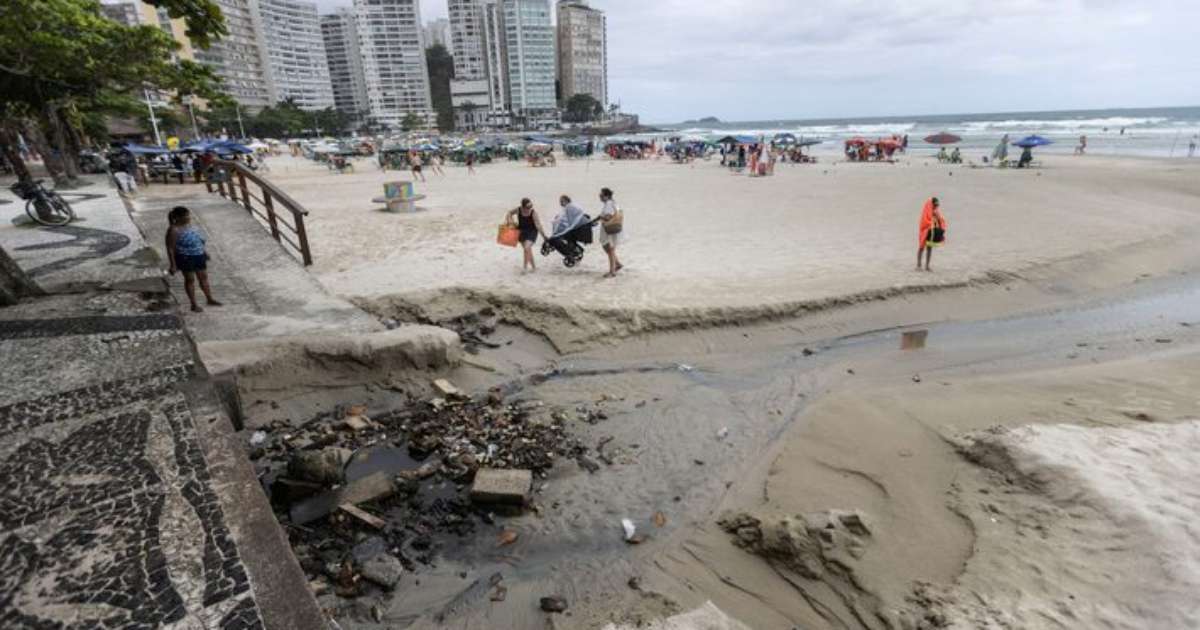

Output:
xmin=598 ymin=187 xmax=624 ymax=278
xmin=504 ymin=198 xmax=547 ymax=273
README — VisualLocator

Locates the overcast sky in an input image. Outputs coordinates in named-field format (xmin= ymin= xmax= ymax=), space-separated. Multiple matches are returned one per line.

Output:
xmin=314 ymin=0 xmax=1200 ymax=123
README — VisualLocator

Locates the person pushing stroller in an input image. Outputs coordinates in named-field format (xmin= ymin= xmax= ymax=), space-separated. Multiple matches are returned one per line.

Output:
xmin=541 ymin=195 xmax=597 ymax=267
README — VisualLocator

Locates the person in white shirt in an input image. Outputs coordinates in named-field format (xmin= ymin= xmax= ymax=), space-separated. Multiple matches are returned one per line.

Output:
xmin=597 ymin=187 xmax=624 ymax=277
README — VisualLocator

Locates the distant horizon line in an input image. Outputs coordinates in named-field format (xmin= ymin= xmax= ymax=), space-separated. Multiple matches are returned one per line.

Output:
xmin=650 ymin=103 xmax=1200 ymax=127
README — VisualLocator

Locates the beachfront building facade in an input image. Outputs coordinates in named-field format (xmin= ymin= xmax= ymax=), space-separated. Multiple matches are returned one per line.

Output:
xmin=194 ymin=0 xmax=272 ymax=109
xmin=501 ymin=0 xmax=560 ymax=128
xmin=321 ymin=9 xmax=370 ymax=123
xmin=254 ymin=0 xmax=336 ymax=111
xmin=556 ymin=0 xmax=607 ymax=108
xmin=353 ymin=0 xmax=435 ymax=130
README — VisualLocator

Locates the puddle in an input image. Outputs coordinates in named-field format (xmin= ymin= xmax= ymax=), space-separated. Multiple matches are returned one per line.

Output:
xmin=345 ymin=445 xmax=422 ymax=482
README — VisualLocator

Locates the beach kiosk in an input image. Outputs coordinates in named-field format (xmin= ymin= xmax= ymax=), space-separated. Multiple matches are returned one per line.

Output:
xmin=372 ymin=181 xmax=426 ymax=213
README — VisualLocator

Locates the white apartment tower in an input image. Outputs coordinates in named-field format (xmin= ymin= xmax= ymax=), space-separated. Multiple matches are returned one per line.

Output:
xmin=194 ymin=0 xmax=272 ymax=108
xmin=353 ymin=0 xmax=434 ymax=130
xmin=502 ymin=0 xmax=558 ymax=126
xmin=556 ymin=0 xmax=607 ymax=108
xmin=321 ymin=9 xmax=369 ymax=122
xmin=254 ymin=0 xmax=335 ymax=110
xmin=448 ymin=0 xmax=487 ymax=80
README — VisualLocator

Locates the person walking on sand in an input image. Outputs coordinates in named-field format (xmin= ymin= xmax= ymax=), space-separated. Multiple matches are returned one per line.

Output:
xmin=166 ymin=206 xmax=222 ymax=312
xmin=430 ymin=153 xmax=445 ymax=176
xmin=505 ymin=198 xmax=547 ymax=273
xmin=917 ymin=197 xmax=947 ymax=272
xmin=598 ymin=187 xmax=623 ymax=278
xmin=465 ymin=151 xmax=476 ymax=175
xmin=1075 ymin=134 xmax=1087 ymax=155
xmin=1189 ymin=136 xmax=1197 ymax=158
xmin=409 ymin=151 xmax=425 ymax=182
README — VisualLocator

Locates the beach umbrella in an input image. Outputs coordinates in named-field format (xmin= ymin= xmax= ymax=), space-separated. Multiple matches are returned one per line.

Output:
xmin=773 ymin=132 xmax=798 ymax=145
xmin=1012 ymin=135 xmax=1053 ymax=148
xmin=213 ymin=141 xmax=253 ymax=155
xmin=796 ymin=138 xmax=823 ymax=147
xmin=876 ymin=138 xmax=901 ymax=149
xmin=122 ymin=143 xmax=169 ymax=155
xmin=923 ymin=132 xmax=962 ymax=145
xmin=845 ymin=137 xmax=871 ymax=147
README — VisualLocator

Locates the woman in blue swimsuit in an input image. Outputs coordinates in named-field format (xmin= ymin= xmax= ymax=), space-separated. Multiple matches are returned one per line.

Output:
xmin=166 ymin=206 xmax=222 ymax=312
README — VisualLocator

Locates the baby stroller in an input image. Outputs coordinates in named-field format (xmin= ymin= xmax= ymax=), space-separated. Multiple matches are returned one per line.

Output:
xmin=541 ymin=213 xmax=596 ymax=267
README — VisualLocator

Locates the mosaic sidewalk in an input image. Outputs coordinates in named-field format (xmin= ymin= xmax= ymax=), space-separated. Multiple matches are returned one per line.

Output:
xmin=0 ymin=182 xmax=325 ymax=629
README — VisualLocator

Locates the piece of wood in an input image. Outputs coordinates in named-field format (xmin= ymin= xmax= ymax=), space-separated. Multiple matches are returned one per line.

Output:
xmin=470 ymin=468 xmax=532 ymax=505
xmin=339 ymin=503 xmax=386 ymax=530
xmin=432 ymin=378 xmax=462 ymax=397
xmin=290 ymin=471 xmax=396 ymax=525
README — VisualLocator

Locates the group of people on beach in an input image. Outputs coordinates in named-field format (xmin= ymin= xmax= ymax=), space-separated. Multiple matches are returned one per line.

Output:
xmin=505 ymin=187 xmax=624 ymax=278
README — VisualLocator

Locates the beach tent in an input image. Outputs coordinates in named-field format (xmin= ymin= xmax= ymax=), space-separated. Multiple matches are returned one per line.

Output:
xmin=121 ymin=143 xmax=170 ymax=155
xmin=717 ymin=135 xmax=757 ymax=145
xmin=1012 ymin=135 xmax=1053 ymax=148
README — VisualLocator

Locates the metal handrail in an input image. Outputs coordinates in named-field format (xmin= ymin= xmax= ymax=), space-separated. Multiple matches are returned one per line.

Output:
xmin=204 ymin=159 xmax=313 ymax=266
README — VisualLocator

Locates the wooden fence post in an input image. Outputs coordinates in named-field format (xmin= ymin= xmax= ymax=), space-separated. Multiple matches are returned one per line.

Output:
xmin=237 ymin=170 xmax=252 ymax=213
xmin=263 ymin=190 xmax=281 ymax=240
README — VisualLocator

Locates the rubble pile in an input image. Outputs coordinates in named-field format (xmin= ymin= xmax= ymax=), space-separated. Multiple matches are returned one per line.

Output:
xmin=248 ymin=379 xmax=615 ymax=602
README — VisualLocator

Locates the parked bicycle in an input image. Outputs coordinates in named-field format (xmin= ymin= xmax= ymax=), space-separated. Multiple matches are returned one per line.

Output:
xmin=9 ymin=179 xmax=75 ymax=226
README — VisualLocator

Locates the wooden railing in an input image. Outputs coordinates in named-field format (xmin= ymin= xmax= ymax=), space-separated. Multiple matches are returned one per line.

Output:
xmin=204 ymin=160 xmax=313 ymax=266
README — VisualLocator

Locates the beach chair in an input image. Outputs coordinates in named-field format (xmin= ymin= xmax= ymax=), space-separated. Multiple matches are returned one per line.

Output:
xmin=372 ymin=180 xmax=426 ymax=213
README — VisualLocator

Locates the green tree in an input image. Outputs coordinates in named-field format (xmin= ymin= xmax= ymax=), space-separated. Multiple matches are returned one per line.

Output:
xmin=425 ymin=44 xmax=454 ymax=132
xmin=0 ymin=0 xmax=227 ymax=302
xmin=564 ymin=93 xmax=603 ymax=123
xmin=401 ymin=112 xmax=424 ymax=132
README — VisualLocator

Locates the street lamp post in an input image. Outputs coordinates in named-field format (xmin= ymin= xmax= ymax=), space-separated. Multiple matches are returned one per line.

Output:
xmin=185 ymin=96 xmax=200 ymax=139
xmin=235 ymin=104 xmax=246 ymax=139
xmin=143 ymin=88 xmax=163 ymax=146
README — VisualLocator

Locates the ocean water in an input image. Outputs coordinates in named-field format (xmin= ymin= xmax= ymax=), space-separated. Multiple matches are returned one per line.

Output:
xmin=656 ymin=106 xmax=1200 ymax=159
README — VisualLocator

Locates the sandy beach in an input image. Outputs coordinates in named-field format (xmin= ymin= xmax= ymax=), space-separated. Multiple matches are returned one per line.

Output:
xmin=257 ymin=152 xmax=1200 ymax=321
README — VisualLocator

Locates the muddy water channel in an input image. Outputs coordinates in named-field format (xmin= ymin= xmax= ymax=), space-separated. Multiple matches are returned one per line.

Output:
xmin=248 ymin=270 xmax=1200 ymax=629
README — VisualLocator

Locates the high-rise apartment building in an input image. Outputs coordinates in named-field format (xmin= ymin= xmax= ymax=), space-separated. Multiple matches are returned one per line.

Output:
xmin=321 ymin=9 xmax=369 ymax=122
xmin=502 ymin=0 xmax=558 ymax=126
xmin=556 ymin=0 xmax=607 ymax=108
xmin=353 ymin=0 xmax=434 ymax=130
xmin=424 ymin=18 xmax=452 ymax=49
xmin=448 ymin=0 xmax=487 ymax=80
xmin=194 ymin=0 xmax=272 ymax=109
xmin=254 ymin=0 xmax=335 ymax=111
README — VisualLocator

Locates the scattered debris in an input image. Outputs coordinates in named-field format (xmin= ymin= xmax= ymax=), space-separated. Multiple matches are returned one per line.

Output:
xmin=433 ymin=378 xmax=463 ymax=398
xmin=1155 ymin=338 xmax=1173 ymax=344
xmin=627 ymin=576 xmax=642 ymax=590
xmin=900 ymin=330 xmax=928 ymax=350
xmin=490 ymin=585 xmax=507 ymax=602
xmin=288 ymin=448 xmax=352 ymax=485
xmin=677 ymin=363 xmax=695 ymax=372
xmin=912 ymin=374 xmax=922 ymax=383
xmin=470 ymin=468 xmax=532 ymax=506
xmin=540 ymin=596 xmax=568 ymax=613
xmin=653 ymin=512 xmax=667 ymax=528
xmin=339 ymin=503 xmax=386 ymax=530
xmin=802 ymin=348 xmax=815 ymax=356
xmin=497 ymin=529 xmax=519 ymax=547
xmin=622 ymin=518 xmax=637 ymax=541
xmin=290 ymin=471 xmax=397 ymax=525
xmin=360 ymin=554 xmax=404 ymax=591
xmin=342 ymin=415 xmax=371 ymax=432
xmin=250 ymin=431 xmax=267 ymax=446
xmin=716 ymin=427 xmax=729 ymax=441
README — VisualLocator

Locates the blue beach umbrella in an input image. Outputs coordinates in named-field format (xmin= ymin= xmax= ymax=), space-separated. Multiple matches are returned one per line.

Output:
xmin=213 ymin=141 xmax=253 ymax=155
xmin=1012 ymin=135 xmax=1053 ymax=148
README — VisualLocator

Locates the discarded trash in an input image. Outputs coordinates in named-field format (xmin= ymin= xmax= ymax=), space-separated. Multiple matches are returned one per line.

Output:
xmin=716 ymin=427 xmax=729 ymax=441
xmin=677 ymin=363 xmax=694 ymax=372
xmin=540 ymin=596 xmax=568 ymax=613
xmin=912 ymin=374 xmax=922 ymax=383
xmin=339 ymin=504 xmax=386 ymax=530
xmin=653 ymin=511 xmax=667 ymax=528
xmin=497 ymin=529 xmax=519 ymax=547
xmin=433 ymin=378 xmax=463 ymax=397
xmin=900 ymin=330 xmax=928 ymax=350
xmin=622 ymin=519 xmax=637 ymax=541
xmin=250 ymin=431 xmax=267 ymax=446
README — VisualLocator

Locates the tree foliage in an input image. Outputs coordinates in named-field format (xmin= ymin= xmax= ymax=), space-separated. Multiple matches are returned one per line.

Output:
xmin=564 ymin=93 xmax=603 ymax=123
xmin=425 ymin=44 xmax=454 ymax=132
xmin=401 ymin=112 xmax=424 ymax=132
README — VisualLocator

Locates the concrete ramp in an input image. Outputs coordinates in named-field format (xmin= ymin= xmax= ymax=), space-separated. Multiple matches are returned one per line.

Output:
xmin=130 ymin=188 xmax=381 ymax=344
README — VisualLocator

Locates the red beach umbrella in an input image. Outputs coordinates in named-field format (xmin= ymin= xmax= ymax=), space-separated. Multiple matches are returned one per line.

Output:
xmin=876 ymin=138 xmax=901 ymax=149
xmin=845 ymin=136 xmax=871 ymax=147
xmin=924 ymin=132 xmax=962 ymax=145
